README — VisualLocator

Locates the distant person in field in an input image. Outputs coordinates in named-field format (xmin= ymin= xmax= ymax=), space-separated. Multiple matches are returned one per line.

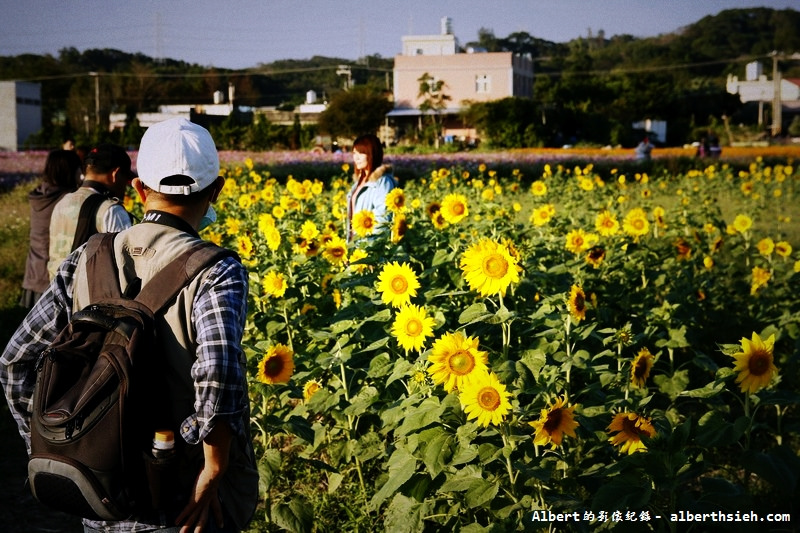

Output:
xmin=634 ymin=137 xmax=653 ymax=160
xmin=346 ymin=133 xmax=397 ymax=241
xmin=47 ymin=143 xmax=135 ymax=279
xmin=19 ymin=149 xmax=82 ymax=308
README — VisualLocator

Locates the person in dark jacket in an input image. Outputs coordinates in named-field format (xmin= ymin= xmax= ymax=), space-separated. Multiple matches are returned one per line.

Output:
xmin=19 ymin=149 xmax=82 ymax=308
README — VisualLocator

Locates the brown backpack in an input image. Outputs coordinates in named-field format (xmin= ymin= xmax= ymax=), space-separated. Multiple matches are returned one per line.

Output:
xmin=28 ymin=232 xmax=236 ymax=520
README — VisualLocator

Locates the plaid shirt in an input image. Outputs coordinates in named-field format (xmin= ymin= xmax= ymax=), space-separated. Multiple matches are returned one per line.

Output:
xmin=1 ymin=236 xmax=250 ymax=453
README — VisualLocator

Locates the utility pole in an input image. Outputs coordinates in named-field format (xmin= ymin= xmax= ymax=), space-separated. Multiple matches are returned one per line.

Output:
xmin=336 ymin=65 xmax=352 ymax=90
xmin=89 ymin=72 xmax=100 ymax=133
xmin=770 ymin=51 xmax=782 ymax=137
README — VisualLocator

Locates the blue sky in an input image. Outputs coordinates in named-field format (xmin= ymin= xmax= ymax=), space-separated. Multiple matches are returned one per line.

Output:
xmin=1 ymin=0 xmax=797 ymax=69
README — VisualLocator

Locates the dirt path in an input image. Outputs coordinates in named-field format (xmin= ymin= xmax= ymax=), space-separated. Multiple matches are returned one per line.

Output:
xmin=0 ymin=403 xmax=82 ymax=532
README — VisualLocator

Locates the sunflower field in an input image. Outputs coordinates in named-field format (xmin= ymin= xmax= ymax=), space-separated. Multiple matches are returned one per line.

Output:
xmin=177 ymin=156 xmax=799 ymax=532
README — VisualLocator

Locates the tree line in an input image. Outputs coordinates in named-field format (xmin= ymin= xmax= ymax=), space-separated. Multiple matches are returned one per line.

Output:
xmin=1 ymin=7 xmax=798 ymax=150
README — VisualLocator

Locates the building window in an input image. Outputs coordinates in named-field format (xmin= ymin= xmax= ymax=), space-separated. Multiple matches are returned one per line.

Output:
xmin=476 ymin=74 xmax=491 ymax=94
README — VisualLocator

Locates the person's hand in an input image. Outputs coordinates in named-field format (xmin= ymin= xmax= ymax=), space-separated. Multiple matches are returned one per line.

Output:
xmin=175 ymin=465 xmax=224 ymax=533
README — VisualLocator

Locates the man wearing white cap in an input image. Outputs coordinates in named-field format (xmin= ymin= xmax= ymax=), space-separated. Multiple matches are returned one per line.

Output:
xmin=1 ymin=117 xmax=258 ymax=532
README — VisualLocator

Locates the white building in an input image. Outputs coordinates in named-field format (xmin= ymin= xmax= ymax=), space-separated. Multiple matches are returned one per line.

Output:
xmin=0 ymin=81 xmax=42 ymax=151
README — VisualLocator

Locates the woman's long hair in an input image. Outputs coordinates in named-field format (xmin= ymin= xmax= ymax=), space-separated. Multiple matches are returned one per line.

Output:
xmin=352 ymin=134 xmax=383 ymax=179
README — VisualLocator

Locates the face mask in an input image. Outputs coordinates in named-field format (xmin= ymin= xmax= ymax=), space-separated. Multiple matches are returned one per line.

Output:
xmin=198 ymin=205 xmax=217 ymax=231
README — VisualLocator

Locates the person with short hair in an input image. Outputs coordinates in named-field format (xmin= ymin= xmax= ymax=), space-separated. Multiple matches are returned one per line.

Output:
xmin=47 ymin=143 xmax=135 ymax=278
xmin=1 ymin=117 xmax=258 ymax=532
xmin=19 ymin=149 xmax=82 ymax=308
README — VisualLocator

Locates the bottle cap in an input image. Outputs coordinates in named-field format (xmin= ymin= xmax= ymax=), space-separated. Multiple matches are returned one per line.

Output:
xmin=153 ymin=430 xmax=175 ymax=450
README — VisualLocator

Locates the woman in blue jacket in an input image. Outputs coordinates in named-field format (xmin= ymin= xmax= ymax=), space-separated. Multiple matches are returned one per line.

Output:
xmin=346 ymin=133 xmax=397 ymax=241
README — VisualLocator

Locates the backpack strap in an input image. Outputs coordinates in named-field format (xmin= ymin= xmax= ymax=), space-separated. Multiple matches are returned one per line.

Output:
xmin=83 ymin=232 xmax=239 ymax=312
xmin=71 ymin=193 xmax=108 ymax=252
xmin=84 ymin=232 xmax=124 ymax=302
xmin=133 ymin=242 xmax=239 ymax=314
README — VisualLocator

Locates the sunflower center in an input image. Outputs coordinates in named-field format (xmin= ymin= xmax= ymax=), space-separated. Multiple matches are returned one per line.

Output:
xmin=574 ymin=293 xmax=585 ymax=311
xmin=748 ymin=350 xmax=771 ymax=376
xmin=633 ymin=219 xmax=645 ymax=230
xmin=331 ymin=247 xmax=345 ymax=258
xmin=362 ymin=217 xmax=374 ymax=228
xmin=264 ymin=356 xmax=285 ymax=377
xmin=620 ymin=417 xmax=650 ymax=439
xmin=452 ymin=203 xmax=465 ymax=215
xmin=543 ymin=408 xmax=564 ymax=433
xmin=477 ymin=387 xmax=501 ymax=411
xmin=482 ymin=253 xmax=508 ymax=278
xmin=391 ymin=276 xmax=409 ymax=294
xmin=405 ymin=318 xmax=422 ymax=336
xmin=448 ymin=350 xmax=476 ymax=375
xmin=633 ymin=358 xmax=649 ymax=379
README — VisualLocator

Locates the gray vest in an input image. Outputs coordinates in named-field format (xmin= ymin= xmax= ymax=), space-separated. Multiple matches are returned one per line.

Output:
xmin=72 ymin=222 xmax=258 ymax=529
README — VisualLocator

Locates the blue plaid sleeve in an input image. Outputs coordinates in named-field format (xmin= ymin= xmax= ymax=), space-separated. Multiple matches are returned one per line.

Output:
xmin=180 ymin=255 xmax=249 ymax=445
xmin=0 ymin=248 xmax=79 ymax=451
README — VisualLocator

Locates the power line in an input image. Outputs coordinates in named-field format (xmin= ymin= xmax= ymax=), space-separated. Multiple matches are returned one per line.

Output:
xmin=1 ymin=52 xmax=776 ymax=85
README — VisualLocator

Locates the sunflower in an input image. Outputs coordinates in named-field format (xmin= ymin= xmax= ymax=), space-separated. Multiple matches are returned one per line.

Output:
xmin=303 ymin=379 xmax=322 ymax=401
xmin=262 ymin=271 xmax=288 ymax=298
xmin=427 ymin=332 xmax=489 ymax=392
xmin=300 ymin=220 xmax=320 ymax=241
xmin=585 ymin=246 xmax=606 ymax=268
xmin=431 ymin=211 xmax=448 ymax=230
xmin=755 ymin=237 xmax=774 ymax=257
xmin=731 ymin=332 xmax=777 ymax=394
xmin=607 ymin=412 xmax=657 ymax=454
xmin=595 ymin=210 xmax=619 ymax=237
xmin=750 ymin=266 xmax=771 ymax=295
xmin=565 ymin=228 xmax=596 ymax=255
xmin=630 ymin=348 xmax=655 ymax=388
xmin=391 ymin=304 xmax=435 ymax=352
xmin=377 ymin=262 xmax=420 ymax=307
xmin=459 ymin=372 xmax=513 ymax=427
xmin=529 ymin=204 xmax=555 ymax=226
xmin=530 ymin=180 xmax=547 ymax=196
xmin=440 ymin=194 xmax=469 ymax=224
xmin=732 ymin=214 xmax=753 ymax=234
xmin=652 ymin=206 xmax=667 ymax=228
xmin=322 ymin=235 xmax=349 ymax=265
xmin=426 ymin=201 xmax=441 ymax=218
xmin=530 ymin=397 xmax=579 ymax=448
xmin=675 ymin=238 xmax=692 ymax=260
xmin=258 ymin=213 xmax=276 ymax=234
xmin=257 ymin=344 xmax=295 ymax=384
xmin=264 ymin=226 xmax=281 ymax=251
xmin=348 ymin=248 xmax=369 ymax=274
xmin=459 ymin=238 xmax=521 ymax=297
xmin=391 ymin=213 xmax=408 ymax=243
xmin=623 ymin=208 xmax=650 ymax=239
xmin=385 ymin=188 xmax=406 ymax=213
xmin=568 ymin=285 xmax=586 ymax=322
xmin=352 ymin=210 xmax=377 ymax=237
xmin=775 ymin=241 xmax=792 ymax=258
xmin=236 ymin=235 xmax=254 ymax=260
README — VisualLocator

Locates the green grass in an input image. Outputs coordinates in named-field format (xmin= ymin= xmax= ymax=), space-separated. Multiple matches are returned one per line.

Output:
xmin=0 ymin=182 xmax=32 ymax=345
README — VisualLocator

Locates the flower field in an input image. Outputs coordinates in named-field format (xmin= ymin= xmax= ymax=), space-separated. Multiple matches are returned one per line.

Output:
xmin=3 ymin=148 xmax=799 ymax=532
xmin=163 ymin=154 xmax=800 ymax=533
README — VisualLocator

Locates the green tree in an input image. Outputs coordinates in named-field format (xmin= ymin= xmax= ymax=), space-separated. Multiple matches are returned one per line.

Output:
xmin=317 ymin=86 xmax=392 ymax=141
xmin=417 ymin=73 xmax=451 ymax=148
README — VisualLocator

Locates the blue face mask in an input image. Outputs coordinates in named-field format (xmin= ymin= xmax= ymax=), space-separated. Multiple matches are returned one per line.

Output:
xmin=198 ymin=205 xmax=217 ymax=231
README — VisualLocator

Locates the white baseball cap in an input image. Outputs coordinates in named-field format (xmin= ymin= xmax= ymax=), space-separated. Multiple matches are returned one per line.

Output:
xmin=137 ymin=117 xmax=220 ymax=195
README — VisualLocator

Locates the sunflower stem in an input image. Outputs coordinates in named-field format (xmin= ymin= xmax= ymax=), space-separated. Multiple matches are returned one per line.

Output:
xmin=282 ymin=304 xmax=293 ymax=351
xmin=743 ymin=393 xmax=752 ymax=451
xmin=500 ymin=425 xmax=518 ymax=500
xmin=339 ymin=357 xmax=368 ymax=499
